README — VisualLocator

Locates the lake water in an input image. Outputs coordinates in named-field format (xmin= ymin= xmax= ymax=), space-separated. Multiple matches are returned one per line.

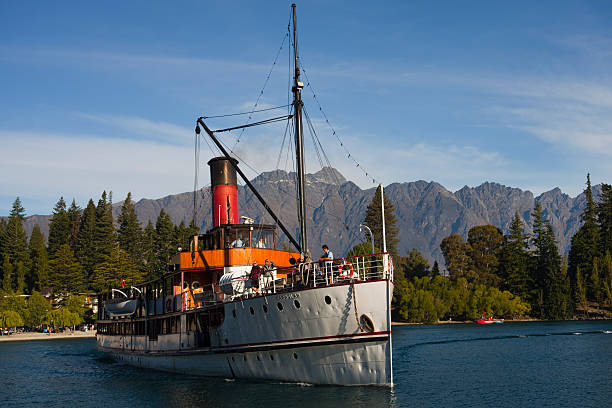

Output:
xmin=1 ymin=320 xmax=611 ymax=407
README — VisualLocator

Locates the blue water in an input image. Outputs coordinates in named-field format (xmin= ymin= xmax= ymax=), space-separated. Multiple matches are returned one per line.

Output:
xmin=1 ymin=321 xmax=611 ymax=407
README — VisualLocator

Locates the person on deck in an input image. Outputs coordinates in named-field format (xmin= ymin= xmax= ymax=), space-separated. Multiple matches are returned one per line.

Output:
xmin=231 ymin=236 xmax=244 ymax=248
xmin=264 ymin=259 xmax=275 ymax=275
xmin=249 ymin=261 xmax=263 ymax=293
xmin=320 ymin=245 xmax=334 ymax=275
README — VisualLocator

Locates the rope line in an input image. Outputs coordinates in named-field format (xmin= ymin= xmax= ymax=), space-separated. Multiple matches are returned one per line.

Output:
xmin=202 ymin=104 xmax=291 ymax=119
xmin=299 ymin=62 xmax=379 ymax=185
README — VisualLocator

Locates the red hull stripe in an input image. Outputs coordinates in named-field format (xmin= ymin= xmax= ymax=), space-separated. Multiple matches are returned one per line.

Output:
xmin=217 ymin=330 xmax=390 ymax=350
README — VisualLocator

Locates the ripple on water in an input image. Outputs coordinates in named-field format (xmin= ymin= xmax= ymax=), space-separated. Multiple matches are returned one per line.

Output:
xmin=1 ymin=321 xmax=611 ymax=408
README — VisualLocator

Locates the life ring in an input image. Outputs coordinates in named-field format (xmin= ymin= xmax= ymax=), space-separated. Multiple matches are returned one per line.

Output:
xmin=339 ymin=261 xmax=354 ymax=278
xmin=165 ymin=298 xmax=172 ymax=313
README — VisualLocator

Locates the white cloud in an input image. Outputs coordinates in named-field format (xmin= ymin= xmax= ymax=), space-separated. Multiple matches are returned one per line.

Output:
xmin=75 ymin=112 xmax=194 ymax=145
xmin=0 ymin=130 xmax=195 ymax=213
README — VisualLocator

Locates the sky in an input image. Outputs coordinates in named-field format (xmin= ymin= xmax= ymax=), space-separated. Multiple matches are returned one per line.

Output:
xmin=2 ymin=1 xmax=612 ymax=216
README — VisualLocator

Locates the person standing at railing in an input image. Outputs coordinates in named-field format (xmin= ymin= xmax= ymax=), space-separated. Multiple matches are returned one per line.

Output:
xmin=263 ymin=259 xmax=275 ymax=288
xmin=319 ymin=245 xmax=334 ymax=278
xmin=249 ymin=261 xmax=263 ymax=293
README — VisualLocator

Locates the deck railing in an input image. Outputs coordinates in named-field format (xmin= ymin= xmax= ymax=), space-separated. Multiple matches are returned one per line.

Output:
xmin=217 ymin=252 xmax=393 ymax=302
xmin=104 ymin=253 xmax=394 ymax=318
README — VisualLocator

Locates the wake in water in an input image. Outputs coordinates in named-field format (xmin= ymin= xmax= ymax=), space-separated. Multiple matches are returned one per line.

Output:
xmin=399 ymin=329 xmax=609 ymax=351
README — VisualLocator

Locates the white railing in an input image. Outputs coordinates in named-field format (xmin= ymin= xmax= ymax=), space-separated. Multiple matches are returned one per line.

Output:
xmin=137 ymin=253 xmax=394 ymax=313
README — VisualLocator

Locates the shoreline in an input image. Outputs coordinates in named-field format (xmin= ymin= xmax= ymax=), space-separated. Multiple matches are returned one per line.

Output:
xmin=0 ymin=331 xmax=97 ymax=342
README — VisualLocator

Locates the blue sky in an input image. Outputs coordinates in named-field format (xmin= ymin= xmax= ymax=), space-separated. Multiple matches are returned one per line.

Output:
xmin=2 ymin=1 xmax=612 ymax=216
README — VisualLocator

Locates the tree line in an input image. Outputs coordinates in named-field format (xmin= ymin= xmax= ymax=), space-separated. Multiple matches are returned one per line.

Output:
xmin=0 ymin=192 xmax=197 ymax=327
xmin=358 ymin=177 xmax=612 ymax=323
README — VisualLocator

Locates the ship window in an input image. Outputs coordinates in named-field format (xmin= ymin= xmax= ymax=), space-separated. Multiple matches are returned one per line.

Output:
xmin=277 ymin=302 xmax=283 ymax=311
xmin=262 ymin=304 xmax=268 ymax=313
xmin=232 ymin=309 xmax=237 ymax=318
xmin=252 ymin=230 xmax=274 ymax=249
xmin=294 ymin=300 xmax=301 ymax=309
xmin=249 ymin=306 xmax=254 ymax=315
xmin=293 ymin=352 xmax=298 ymax=360
xmin=325 ymin=295 xmax=332 ymax=305
xmin=270 ymin=354 xmax=274 ymax=361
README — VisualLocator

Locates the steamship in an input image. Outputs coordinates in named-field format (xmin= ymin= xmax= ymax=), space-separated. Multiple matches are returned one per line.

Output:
xmin=95 ymin=4 xmax=394 ymax=386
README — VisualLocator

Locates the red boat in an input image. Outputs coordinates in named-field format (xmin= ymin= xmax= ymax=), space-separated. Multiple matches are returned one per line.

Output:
xmin=475 ymin=316 xmax=504 ymax=324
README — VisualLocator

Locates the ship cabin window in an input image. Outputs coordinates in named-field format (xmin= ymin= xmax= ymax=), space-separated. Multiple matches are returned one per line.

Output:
xmin=189 ymin=225 xmax=277 ymax=251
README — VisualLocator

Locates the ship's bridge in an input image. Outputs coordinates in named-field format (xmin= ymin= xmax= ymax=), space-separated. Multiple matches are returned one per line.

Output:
xmin=170 ymin=223 xmax=299 ymax=271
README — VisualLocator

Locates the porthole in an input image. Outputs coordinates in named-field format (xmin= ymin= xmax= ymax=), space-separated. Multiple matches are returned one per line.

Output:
xmin=231 ymin=356 xmax=235 ymax=362
xmin=224 ymin=338 xmax=229 ymax=344
xmin=325 ymin=295 xmax=332 ymax=305
xmin=257 ymin=355 xmax=261 ymax=361
xmin=232 ymin=310 xmax=236 ymax=318
xmin=243 ymin=355 xmax=247 ymax=361
xmin=263 ymin=304 xmax=268 ymax=313
xmin=277 ymin=302 xmax=283 ymax=311
xmin=293 ymin=352 xmax=298 ymax=360
xmin=270 ymin=354 xmax=274 ymax=360
xmin=294 ymin=299 xmax=301 ymax=309
xmin=250 ymin=306 xmax=254 ymax=315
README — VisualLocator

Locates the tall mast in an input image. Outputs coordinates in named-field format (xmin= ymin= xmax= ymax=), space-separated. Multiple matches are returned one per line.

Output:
xmin=292 ymin=3 xmax=308 ymax=256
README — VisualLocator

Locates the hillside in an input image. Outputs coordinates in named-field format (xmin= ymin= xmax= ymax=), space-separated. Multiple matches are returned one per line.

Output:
xmin=19 ymin=167 xmax=597 ymax=265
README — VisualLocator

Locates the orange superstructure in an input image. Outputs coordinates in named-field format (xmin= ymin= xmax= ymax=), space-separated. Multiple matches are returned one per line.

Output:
xmin=179 ymin=248 xmax=299 ymax=270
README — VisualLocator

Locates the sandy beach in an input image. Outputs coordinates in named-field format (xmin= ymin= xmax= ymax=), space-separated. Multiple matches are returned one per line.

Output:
xmin=0 ymin=331 xmax=97 ymax=342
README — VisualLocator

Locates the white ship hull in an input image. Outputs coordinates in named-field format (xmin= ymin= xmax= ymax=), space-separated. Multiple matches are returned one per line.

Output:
xmin=97 ymin=279 xmax=393 ymax=386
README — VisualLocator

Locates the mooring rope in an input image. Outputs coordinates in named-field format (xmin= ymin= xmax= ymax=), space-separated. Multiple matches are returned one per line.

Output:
xmin=351 ymin=279 xmax=365 ymax=332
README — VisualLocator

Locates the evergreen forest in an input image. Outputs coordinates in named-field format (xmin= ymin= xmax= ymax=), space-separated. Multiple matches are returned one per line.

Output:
xmin=1 ymin=173 xmax=612 ymax=327
xmin=0 ymin=191 xmax=197 ymax=328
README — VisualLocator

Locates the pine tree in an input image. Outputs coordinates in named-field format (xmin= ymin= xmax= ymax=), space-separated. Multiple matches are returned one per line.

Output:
xmin=568 ymin=174 xmax=600 ymax=295
xmin=94 ymin=191 xmax=116 ymax=267
xmin=601 ymin=250 xmax=612 ymax=306
xmin=49 ymin=244 xmax=85 ymax=293
xmin=402 ymin=248 xmax=430 ymax=279
xmin=76 ymin=199 xmax=97 ymax=279
xmin=2 ymin=255 xmax=12 ymax=292
xmin=574 ymin=266 xmax=588 ymax=316
xmin=440 ymin=234 xmax=475 ymax=281
xmin=15 ymin=261 xmax=25 ymax=294
xmin=47 ymin=197 xmax=71 ymax=256
xmin=467 ymin=224 xmax=503 ymax=287
xmin=363 ymin=185 xmax=399 ymax=256
xmin=1 ymin=198 xmax=30 ymax=266
xmin=499 ymin=212 xmax=532 ymax=301
xmin=0 ymin=218 xmax=6 ymax=260
xmin=91 ymin=245 xmax=144 ymax=292
xmin=117 ymin=192 xmax=143 ymax=264
xmin=590 ymin=257 xmax=602 ymax=305
xmin=141 ymin=221 xmax=158 ymax=281
xmin=28 ymin=225 xmax=48 ymax=292
xmin=174 ymin=220 xmax=192 ymax=251
xmin=431 ymin=261 xmax=440 ymax=277
xmin=597 ymin=183 xmax=612 ymax=255
xmin=67 ymin=199 xmax=82 ymax=252
xmin=155 ymin=209 xmax=175 ymax=274
xmin=530 ymin=203 xmax=570 ymax=319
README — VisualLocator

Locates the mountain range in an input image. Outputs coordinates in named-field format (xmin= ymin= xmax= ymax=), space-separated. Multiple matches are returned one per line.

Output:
xmin=19 ymin=167 xmax=596 ymax=267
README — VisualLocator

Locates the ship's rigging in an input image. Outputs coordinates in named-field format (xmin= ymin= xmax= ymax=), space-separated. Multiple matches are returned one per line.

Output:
xmin=193 ymin=5 xmax=379 ymax=255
